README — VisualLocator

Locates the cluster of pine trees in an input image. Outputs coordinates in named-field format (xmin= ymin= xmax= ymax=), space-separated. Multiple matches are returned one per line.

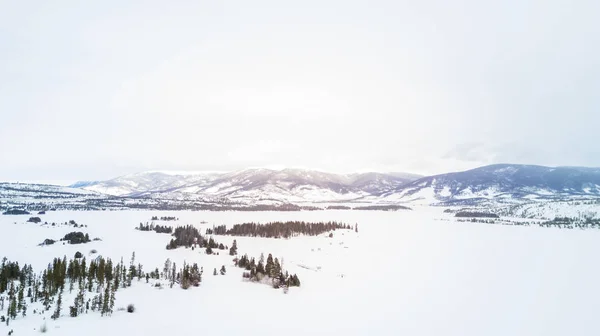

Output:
xmin=455 ymin=211 xmax=499 ymax=218
xmin=203 ymin=237 xmax=228 ymax=255
xmin=0 ymin=253 xmax=144 ymax=324
xmin=150 ymin=216 xmax=177 ymax=221
xmin=234 ymin=253 xmax=300 ymax=289
xmin=209 ymin=221 xmax=353 ymax=239
xmin=60 ymin=232 xmax=91 ymax=244
xmin=165 ymin=225 xmax=224 ymax=252
xmin=136 ymin=223 xmax=173 ymax=234
xmin=149 ymin=258 xmax=203 ymax=290
xmin=0 ymin=251 xmax=211 ymax=324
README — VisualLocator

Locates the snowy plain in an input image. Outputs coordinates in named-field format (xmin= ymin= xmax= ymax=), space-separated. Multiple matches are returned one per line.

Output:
xmin=1 ymin=208 xmax=600 ymax=335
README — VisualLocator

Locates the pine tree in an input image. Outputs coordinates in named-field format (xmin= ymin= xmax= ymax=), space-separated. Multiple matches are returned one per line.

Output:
xmin=17 ymin=285 xmax=24 ymax=313
xmin=9 ymin=297 xmax=17 ymax=319
xmin=109 ymin=287 xmax=115 ymax=314
xmin=51 ymin=288 xmax=63 ymax=320
xmin=256 ymin=260 xmax=265 ymax=275
xmin=265 ymin=254 xmax=274 ymax=277
xmin=273 ymin=258 xmax=281 ymax=278
xmin=102 ymin=284 xmax=110 ymax=316
xmin=220 ymin=265 xmax=226 ymax=275
xmin=213 ymin=268 xmax=217 ymax=276
xmin=77 ymin=281 xmax=86 ymax=315
xmin=229 ymin=240 xmax=238 ymax=256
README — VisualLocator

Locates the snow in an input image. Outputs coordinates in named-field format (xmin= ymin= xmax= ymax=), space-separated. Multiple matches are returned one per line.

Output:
xmin=2 ymin=209 xmax=600 ymax=335
xmin=439 ymin=186 xmax=452 ymax=197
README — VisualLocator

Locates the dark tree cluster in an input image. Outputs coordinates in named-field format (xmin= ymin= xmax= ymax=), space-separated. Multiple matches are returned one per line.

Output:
xmin=455 ymin=211 xmax=499 ymax=218
xmin=152 ymin=258 xmax=203 ymax=290
xmin=166 ymin=225 xmax=202 ymax=250
xmin=179 ymin=262 xmax=202 ymax=289
xmin=151 ymin=216 xmax=177 ymax=221
xmin=326 ymin=205 xmax=352 ymax=210
xmin=27 ymin=217 xmax=42 ymax=223
xmin=0 ymin=253 xmax=138 ymax=322
xmin=235 ymin=253 xmax=300 ymax=289
xmin=539 ymin=216 xmax=600 ymax=229
xmin=211 ymin=221 xmax=353 ymax=239
xmin=353 ymin=205 xmax=412 ymax=211
xmin=60 ymin=232 xmax=91 ymax=245
xmin=136 ymin=223 xmax=173 ymax=234
xmin=165 ymin=225 xmax=223 ymax=251
xmin=40 ymin=239 xmax=56 ymax=246
xmin=2 ymin=209 xmax=30 ymax=215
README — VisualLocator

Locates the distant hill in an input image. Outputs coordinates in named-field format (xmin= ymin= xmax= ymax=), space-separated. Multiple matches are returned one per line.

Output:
xmin=381 ymin=164 xmax=600 ymax=205
xmin=72 ymin=169 xmax=422 ymax=204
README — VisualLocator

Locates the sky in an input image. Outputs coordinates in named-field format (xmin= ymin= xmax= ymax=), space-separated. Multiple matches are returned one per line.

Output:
xmin=1 ymin=0 xmax=599 ymax=184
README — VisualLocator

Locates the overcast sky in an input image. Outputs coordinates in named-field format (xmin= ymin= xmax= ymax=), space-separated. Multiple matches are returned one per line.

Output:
xmin=1 ymin=0 xmax=599 ymax=184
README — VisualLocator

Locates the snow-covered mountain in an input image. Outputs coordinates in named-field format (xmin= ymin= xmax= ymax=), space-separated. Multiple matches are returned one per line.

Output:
xmin=7 ymin=164 xmax=600 ymax=209
xmin=0 ymin=182 xmax=105 ymax=211
xmin=383 ymin=164 xmax=600 ymax=205
xmin=73 ymin=169 xmax=422 ymax=204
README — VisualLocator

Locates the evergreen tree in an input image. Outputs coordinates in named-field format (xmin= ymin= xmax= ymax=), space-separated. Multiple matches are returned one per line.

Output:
xmin=229 ymin=240 xmax=238 ymax=256
xmin=220 ymin=265 xmax=226 ymax=275
xmin=273 ymin=258 xmax=281 ymax=278
xmin=51 ymin=288 xmax=63 ymax=320
xmin=8 ymin=297 xmax=17 ymax=319
xmin=256 ymin=261 xmax=265 ymax=275
xmin=102 ymin=284 xmax=110 ymax=316
xmin=17 ymin=285 xmax=24 ymax=313
xmin=109 ymin=286 xmax=115 ymax=314
xmin=265 ymin=254 xmax=274 ymax=277
xmin=213 ymin=268 xmax=217 ymax=276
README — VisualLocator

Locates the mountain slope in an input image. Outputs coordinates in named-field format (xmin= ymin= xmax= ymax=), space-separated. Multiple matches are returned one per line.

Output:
xmin=384 ymin=164 xmax=600 ymax=205
xmin=73 ymin=169 xmax=423 ymax=204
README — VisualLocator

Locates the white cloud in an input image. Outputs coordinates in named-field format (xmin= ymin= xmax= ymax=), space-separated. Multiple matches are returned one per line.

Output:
xmin=1 ymin=0 xmax=599 ymax=181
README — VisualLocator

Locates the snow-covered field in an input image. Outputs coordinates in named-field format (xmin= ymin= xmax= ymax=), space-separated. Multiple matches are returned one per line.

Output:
xmin=2 ymin=208 xmax=600 ymax=335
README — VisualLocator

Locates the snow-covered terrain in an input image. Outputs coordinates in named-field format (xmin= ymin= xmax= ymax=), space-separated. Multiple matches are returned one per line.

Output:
xmin=72 ymin=168 xmax=421 ymax=204
xmin=498 ymin=199 xmax=600 ymax=219
xmin=2 ymin=208 xmax=600 ymax=335
xmin=381 ymin=164 xmax=600 ymax=205
xmin=4 ymin=164 xmax=600 ymax=210
xmin=68 ymin=164 xmax=600 ymax=207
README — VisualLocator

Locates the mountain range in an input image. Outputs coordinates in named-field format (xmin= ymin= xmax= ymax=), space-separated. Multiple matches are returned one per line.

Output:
xmin=69 ymin=164 xmax=600 ymax=206
xmin=2 ymin=164 xmax=600 ymax=211
xmin=71 ymin=169 xmax=423 ymax=205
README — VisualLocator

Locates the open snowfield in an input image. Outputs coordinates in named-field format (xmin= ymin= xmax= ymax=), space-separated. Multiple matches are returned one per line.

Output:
xmin=2 ymin=208 xmax=600 ymax=335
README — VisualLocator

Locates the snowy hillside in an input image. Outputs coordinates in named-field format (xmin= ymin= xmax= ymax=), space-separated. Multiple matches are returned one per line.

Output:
xmin=382 ymin=164 xmax=600 ymax=205
xmin=0 ymin=183 xmax=105 ymax=211
xmin=73 ymin=168 xmax=421 ymax=204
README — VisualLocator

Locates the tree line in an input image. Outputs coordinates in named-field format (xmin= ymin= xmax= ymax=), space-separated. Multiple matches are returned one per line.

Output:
xmin=206 ymin=221 xmax=353 ymax=239
xmin=136 ymin=223 xmax=173 ymax=234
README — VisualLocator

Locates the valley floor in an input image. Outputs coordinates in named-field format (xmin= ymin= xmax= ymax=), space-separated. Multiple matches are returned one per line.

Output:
xmin=1 ymin=208 xmax=600 ymax=335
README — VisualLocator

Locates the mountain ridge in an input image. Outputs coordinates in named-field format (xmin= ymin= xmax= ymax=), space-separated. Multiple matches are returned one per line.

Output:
xmin=384 ymin=164 xmax=600 ymax=205
xmin=72 ymin=168 xmax=422 ymax=204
